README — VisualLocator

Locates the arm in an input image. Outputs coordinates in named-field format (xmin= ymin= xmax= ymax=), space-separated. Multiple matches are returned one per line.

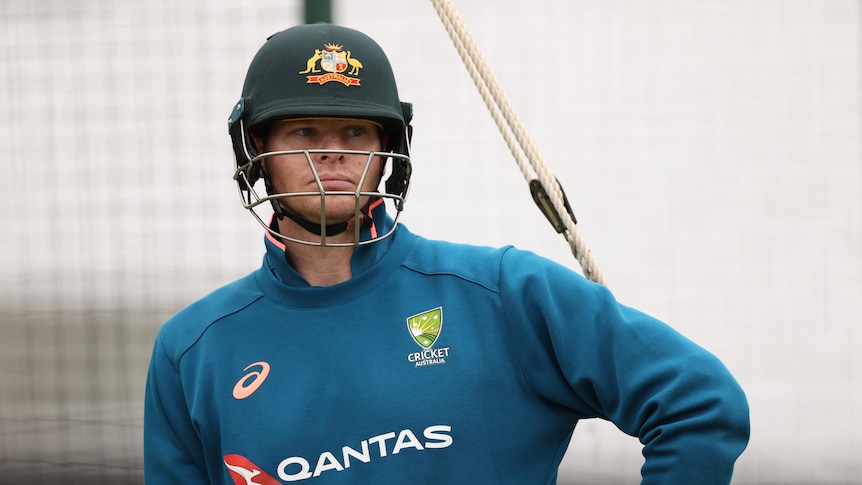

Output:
xmin=144 ymin=333 xmax=210 ymax=483
xmin=499 ymin=249 xmax=750 ymax=484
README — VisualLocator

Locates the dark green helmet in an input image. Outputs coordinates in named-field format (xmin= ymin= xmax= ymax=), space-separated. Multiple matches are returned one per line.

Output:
xmin=228 ymin=23 xmax=413 ymax=246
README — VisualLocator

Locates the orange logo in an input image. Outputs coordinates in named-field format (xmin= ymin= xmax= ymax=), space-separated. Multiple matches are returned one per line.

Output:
xmin=299 ymin=43 xmax=362 ymax=86
xmin=232 ymin=361 xmax=271 ymax=400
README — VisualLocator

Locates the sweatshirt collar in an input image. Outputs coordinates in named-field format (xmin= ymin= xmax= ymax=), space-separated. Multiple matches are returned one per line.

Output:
xmin=255 ymin=210 xmax=414 ymax=307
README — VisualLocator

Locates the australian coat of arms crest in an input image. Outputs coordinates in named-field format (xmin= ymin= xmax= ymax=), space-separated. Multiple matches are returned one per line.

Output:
xmin=299 ymin=43 xmax=362 ymax=86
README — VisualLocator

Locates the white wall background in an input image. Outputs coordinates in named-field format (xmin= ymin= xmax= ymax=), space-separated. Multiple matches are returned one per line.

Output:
xmin=1 ymin=0 xmax=860 ymax=483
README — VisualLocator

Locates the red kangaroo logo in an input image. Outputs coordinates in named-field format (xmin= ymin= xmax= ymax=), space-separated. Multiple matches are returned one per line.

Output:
xmin=224 ymin=454 xmax=280 ymax=485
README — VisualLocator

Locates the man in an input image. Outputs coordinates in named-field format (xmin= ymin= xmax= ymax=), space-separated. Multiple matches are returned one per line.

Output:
xmin=144 ymin=23 xmax=749 ymax=484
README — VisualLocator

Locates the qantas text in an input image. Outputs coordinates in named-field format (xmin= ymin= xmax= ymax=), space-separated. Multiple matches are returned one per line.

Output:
xmin=277 ymin=424 xmax=453 ymax=481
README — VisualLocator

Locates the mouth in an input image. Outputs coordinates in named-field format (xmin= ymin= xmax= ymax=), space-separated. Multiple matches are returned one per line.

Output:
xmin=314 ymin=177 xmax=355 ymax=191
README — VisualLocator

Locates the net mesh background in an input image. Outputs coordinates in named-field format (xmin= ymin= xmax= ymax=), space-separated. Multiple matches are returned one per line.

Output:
xmin=1 ymin=1 xmax=860 ymax=483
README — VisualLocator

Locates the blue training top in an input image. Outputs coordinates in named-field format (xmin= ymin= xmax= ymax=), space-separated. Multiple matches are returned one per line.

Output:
xmin=144 ymin=218 xmax=749 ymax=484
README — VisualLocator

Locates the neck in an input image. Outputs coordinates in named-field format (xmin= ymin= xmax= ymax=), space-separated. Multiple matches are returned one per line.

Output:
xmin=284 ymin=243 xmax=354 ymax=286
xmin=275 ymin=217 xmax=358 ymax=286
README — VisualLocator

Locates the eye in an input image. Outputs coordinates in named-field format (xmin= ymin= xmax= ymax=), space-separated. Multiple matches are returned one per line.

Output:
xmin=295 ymin=127 xmax=316 ymax=137
xmin=345 ymin=126 xmax=366 ymax=137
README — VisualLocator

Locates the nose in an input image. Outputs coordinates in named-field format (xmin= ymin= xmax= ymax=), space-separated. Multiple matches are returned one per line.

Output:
xmin=313 ymin=131 xmax=347 ymax=163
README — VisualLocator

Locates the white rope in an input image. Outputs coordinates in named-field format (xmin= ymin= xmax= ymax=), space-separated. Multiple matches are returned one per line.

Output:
xmin=430 ymin=0 xmax=606 ymax=286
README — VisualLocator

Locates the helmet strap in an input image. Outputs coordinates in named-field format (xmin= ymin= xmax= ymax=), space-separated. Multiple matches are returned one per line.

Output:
xmin=274 ymin=204 xmax=350 ymax=237
xmin=264 ymin=177 xmax=376 ymax=238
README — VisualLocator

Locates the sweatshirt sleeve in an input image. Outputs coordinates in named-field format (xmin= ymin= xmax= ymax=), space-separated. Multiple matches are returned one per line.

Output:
xmin=144 ymin=331 xmax=210 ymax=483
xmin=498 ymin=248 xmax=750 ymax=484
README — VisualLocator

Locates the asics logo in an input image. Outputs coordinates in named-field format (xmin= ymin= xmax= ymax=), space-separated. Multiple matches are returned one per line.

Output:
xmin=224 ymin=454 xmax=280 ymax=485
xmin=233 ymin=361 xmax=271 ymax=400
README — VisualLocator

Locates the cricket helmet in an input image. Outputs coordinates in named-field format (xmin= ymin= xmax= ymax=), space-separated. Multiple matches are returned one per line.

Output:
xmin=228 ymin=23 xmax=413 ymax=246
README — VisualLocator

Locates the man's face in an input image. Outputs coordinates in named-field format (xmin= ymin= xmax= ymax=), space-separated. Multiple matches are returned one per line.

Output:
xmin=258 ymin=118 xmax=387 ymax=225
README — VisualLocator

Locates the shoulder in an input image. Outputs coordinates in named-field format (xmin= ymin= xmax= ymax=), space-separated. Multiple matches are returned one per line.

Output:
xmin=399 ymin=232 xmax=507 ymax=285
xmin=155 ymin=272 xmax=265 ymax=364
xmin=398 ymin=228 xmax=585 ymax=293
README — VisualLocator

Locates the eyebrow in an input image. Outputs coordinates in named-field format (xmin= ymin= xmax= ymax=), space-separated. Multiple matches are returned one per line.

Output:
xmin=277 ymin=118 xmax=384 ymax=130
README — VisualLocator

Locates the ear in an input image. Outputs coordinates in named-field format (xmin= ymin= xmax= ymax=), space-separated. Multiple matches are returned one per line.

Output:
xmin=380 ymin=130 xmax=390 ymax=151
xmin=248 ymin=130 xmax=270 ymax=177
xmin=250 ymin=130 xmax=265 ymax=153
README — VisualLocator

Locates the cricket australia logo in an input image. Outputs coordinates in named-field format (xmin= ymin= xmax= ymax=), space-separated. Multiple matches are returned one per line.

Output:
xmin=299 ymin=43 xmax=362 ymax=86
xmin=406 ymin=307 xmax=450 ymax=368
